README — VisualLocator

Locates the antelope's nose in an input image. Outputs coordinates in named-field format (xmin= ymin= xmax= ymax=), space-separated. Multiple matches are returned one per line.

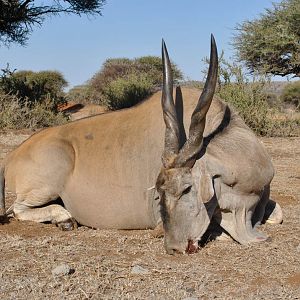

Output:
xmin=165 ymin=247 xmax=185 ymax=255
xmin=164 ymin=241 xmax=186 ymax=255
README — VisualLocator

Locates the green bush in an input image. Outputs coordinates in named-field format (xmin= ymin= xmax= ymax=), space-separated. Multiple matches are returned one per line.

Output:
xmin=203 ymin=52 xmax=299 ymax=136
xmin=66 ymin=84 xmax=95 ymax=104
xmin=0 ymin=91 xmax=67 ymax=130
xmin=0 ymin=69 xmax=67 ymax=107
xmin=89 ymin=56 xmax=183 ymax=109
xmin=135 ymin=56 xmax=183 ymax=85
xmin=102 ymin=73 xmax=153 ymax=110
xmin=280 ymin=81 xmax=300 ymax=110
xmin=218 ymin=81 xmax=270 ymax=135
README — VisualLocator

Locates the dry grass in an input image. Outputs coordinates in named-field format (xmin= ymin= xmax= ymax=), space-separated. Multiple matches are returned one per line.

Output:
xmin=0 ymin=132 xmax=300 ymax=299
xmin=0 ymin=92 xmax=67 ymax=130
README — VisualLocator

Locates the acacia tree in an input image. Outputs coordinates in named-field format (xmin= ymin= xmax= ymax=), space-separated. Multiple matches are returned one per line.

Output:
xmin=0 ymin=0 xmax=106 ymax=46
xmin=233 ymin=0 xmax=300 ymax=77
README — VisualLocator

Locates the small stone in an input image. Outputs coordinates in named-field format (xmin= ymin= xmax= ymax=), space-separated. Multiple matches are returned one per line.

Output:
xmin=297 ymin=244 xmax=300 ymax=252
xmin=182 ymin=298 xmax=198 ymax=300
xmin=52 ymin=264 xmax=75 ymax=277
xmin=131 ymin=265 xmax=149 ymax=275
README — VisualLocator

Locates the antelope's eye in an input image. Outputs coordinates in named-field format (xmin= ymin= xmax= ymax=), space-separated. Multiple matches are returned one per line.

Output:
xmin=182 ymin=185 xmax=192 ymax=195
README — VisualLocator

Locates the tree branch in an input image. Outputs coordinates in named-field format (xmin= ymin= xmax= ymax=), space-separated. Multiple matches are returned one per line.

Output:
xmin=0 ymin=0 xmax=106 ymax=46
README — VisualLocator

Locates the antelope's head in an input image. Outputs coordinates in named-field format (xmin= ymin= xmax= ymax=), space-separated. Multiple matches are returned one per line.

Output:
xmin=156 ymin=35 xmax=218 ymax=255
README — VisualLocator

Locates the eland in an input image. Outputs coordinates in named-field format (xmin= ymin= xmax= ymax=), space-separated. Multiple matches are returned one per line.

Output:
xmin=0 ymin=35 xmax=282 ymax=254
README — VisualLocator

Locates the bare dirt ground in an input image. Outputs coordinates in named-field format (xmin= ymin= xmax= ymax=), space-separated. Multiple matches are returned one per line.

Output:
xmin=0 ymin=131 xmax=299 ymax=300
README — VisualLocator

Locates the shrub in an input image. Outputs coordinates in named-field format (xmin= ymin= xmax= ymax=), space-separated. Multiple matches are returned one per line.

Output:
xmin=135 ymin=56 xmax=183 ymax=85
xmin=102 ymin=73 xmax=153 ymax=110
xmin=0 ymin=91 xmax=67 ymax=130
xmin=280 ymin=81 xmax=300 ymax=110
xmin=66 ymin=84 xmax=95 ymax=104
xmin=89 ymin=56 xmax=183 ymax=109
xmin=0 ymin=69 xmax=67 ymax=107
xmin=218 ymin=81 xmax=271 ymax=135
xmin=203 ymin=52 xmax=299 ymax=136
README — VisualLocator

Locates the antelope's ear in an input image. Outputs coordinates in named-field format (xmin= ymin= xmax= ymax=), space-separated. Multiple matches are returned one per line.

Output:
xmin=199 ymin=173 xmax=214 ymax=204
xmin=194 ymin=165 xmax=214 ymax=204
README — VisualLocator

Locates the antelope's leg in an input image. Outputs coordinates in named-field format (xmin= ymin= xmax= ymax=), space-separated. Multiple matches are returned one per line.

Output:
xmin=151 ymin=222 xmax=164 ymax=238
xmin=217 ymin=207 xmax=268 ymax=245
xmin=13 ymin=192 xmax=77 ymax=230
xmin=252 ymin=185 xmax=270 ymax=227
xmin=215 ymin=190 xmax=269 ymax=244
xmin=252 ymin=185 xmax=283 ymax=226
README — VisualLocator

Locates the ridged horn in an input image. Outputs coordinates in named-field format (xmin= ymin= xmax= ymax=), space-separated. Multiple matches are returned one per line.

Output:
xmin=175 ymin=34 xmax=218 ymax=167
xmin=161 ymin=39 xmax=180 ymax=168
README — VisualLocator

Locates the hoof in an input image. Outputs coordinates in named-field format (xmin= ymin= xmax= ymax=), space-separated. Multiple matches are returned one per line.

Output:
xmin=151 ymin=222 xmax=164 ymax=238
xmin=237 ymin=232 xmax=270 ymax=245
xmin=56 ymin=218 xmax=78 ymax=231
xmin=254 ymin=235 xmax=270 ymax=242
xmin=0 ymin=214 xmax=9 ymax=224
xmin=265 ymin=200 xmax=283 ymax=224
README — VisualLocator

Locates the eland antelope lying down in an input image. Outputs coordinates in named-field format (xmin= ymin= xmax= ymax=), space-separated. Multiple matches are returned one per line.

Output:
xmin=0 ymin=35 xmax=282 ymax=254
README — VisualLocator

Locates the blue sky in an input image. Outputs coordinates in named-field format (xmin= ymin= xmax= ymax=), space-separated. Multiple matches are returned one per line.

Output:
xmin=0 ymin=0 xmax=282 ymax=90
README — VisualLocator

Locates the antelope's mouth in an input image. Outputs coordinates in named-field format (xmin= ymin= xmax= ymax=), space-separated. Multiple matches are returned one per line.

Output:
xmin=186 ymin=239 xmax=199 ymax=254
